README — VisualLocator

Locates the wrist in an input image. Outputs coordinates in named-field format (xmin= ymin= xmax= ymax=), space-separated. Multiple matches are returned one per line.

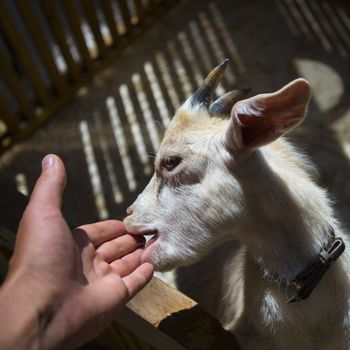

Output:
xmin=0 ymin=272 xmax=59 ymax=350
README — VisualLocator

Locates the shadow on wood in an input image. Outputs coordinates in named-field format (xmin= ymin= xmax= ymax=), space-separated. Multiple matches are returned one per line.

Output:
xmin=158 ymin=305 xmax=240 ymax=350
xmin=117 ymin=277 xmax=240 ymax=350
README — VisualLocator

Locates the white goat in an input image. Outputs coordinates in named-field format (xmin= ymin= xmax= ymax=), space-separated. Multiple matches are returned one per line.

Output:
xmin=124 ymin=60 xmax=350 ymax=350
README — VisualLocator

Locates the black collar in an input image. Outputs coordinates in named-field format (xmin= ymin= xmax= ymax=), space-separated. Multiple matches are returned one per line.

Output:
xmin=287 ymin=228 xmax=345 ymax=303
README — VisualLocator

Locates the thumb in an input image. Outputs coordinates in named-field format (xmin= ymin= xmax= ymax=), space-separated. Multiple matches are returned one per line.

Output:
xmin=29 ymin=154 xmax=67 ymax=210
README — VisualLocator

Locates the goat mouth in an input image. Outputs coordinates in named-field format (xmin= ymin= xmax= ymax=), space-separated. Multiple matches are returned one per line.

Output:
xmin=141 ymin=233 xmax=159 ymax=265
xmin=145 ymin=232 xmax=158 ymax=248
xmin=141 ymin=229 xmax=158 ymax=237
xmin=128 ymin=229 xmax=158 ymax=247
xmin=127 ymin=228 xmax=159 ymax=262
xmin=127 ymin=228 xmax=157 ymax=236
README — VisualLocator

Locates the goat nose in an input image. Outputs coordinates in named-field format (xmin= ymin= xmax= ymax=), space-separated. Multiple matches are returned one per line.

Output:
xmin=126 ymin=206 xmax=134 ymax=215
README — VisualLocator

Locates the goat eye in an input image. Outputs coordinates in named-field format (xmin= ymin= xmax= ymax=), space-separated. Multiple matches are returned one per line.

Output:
xmin=161 ymin=156 xmax=181 ymax=171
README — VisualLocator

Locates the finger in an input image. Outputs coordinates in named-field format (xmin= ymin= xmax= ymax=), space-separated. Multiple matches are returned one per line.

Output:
xmin=97 ymin=234 xmax=145 ymax=263
xmin=110 ymin=248 xmax=144 ymax=277
xmin=122 ymin=263 xmax=154 ymax=298
xmin=29 ymin=154 xmax=66 ymax=210
xmin=74 ymin=220 xmax=126 ymax=246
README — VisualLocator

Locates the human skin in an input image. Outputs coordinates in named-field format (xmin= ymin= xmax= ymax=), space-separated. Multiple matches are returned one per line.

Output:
xmin=0 ymin=154 xmax=154 ymax=350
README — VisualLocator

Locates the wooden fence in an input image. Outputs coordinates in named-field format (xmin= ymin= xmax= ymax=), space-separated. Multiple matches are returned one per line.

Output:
xmin=0 ymin=0 xmax=175 ymax=155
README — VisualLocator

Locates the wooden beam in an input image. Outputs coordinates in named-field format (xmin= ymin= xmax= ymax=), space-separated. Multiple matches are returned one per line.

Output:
xmin=118 ymin=0 xmax=133 ymax=34
xmin=0 ymin=0 xmax=53 ymax=106
xmin=81 ymin=0 xmax=107 ymax=58
xmin=39 ymin=0 xmax=81 ymax=83
xmin=62 ymin=0 xmax=93 ymax=70
xmin=16 ymin=1 xmax=67 ymax=97
xmin=100 ymin=0 xmax=120 ymax=46
xmin=116 ymin=277 xmax=241 ymax=350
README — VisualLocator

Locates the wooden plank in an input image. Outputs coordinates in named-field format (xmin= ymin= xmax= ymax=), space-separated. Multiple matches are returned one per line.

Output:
xmin=118 ymin=0 xmax=133 ymax=34
xmin=0 ymin=50 xmax=34 ymax=119
xmin=100 ymin=0 xmax=120 ymax=46
xmin=127 ymin=277 xmax=196 ymax=327
xmin=62 ymin=0 xmax=92 ymax=69
xmin=0 ymin=95 xmax=19 ymax=134
xmin=81 ymin=0 xmax=107 ymax=58
xmin=16 ymin=0 xmax=67 ymax=97
xmin=133 ymin=0 xmax=145 ymax=23
xmin=0 ymin=1 xmax=53 ymax=106
xmin=116 ymin=277 xmax=241 ymax=350
xmin=39 ymin=0 xmax=81 ymax=83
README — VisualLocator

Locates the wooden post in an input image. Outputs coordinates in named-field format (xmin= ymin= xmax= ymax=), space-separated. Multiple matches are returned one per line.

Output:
xmin=16 ymin=1 xmax=67 ymax=97
xmin=62 ymin=0 xmax=93 ymax=70
xmin=81 ymin=0 xmax=107 ymax=58
xmin=39 ymin=0 xmax=81 ymax=83
xmin=0 ymin=0 xmax=53 ymax=106
xmin=118 ymin=0 xmax=133 ymax=34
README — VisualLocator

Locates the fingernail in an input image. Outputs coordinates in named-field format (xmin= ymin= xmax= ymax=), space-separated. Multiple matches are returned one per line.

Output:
xmin=42 ymin=154 xmax=55 ymax=170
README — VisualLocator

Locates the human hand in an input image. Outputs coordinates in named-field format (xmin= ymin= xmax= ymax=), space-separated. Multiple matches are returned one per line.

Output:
xmin=0 ymin=154 xmax=154 ymax=350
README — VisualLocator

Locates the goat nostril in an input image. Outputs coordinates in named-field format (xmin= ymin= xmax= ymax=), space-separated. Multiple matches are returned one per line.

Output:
xmin=126 ymin=206 xmax=134 ymax=215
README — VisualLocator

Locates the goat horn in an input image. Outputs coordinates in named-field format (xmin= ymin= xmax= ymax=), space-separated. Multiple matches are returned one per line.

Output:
xmin=190 ymin=59 xmax=229 ymax=108
xmin=209 ymin=88 xmax=251 ymax=116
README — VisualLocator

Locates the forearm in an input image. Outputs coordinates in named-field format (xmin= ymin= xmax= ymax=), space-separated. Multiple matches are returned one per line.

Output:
xmin=0 ymin=273 xmax=57 ymax=350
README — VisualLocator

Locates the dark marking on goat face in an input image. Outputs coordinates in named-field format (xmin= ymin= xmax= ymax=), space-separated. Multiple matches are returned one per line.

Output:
xmin=157 ymin=178 xmax=164 ymax=198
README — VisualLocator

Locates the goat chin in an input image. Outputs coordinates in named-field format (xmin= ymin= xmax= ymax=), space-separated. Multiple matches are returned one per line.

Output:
xmin=124 ymin=75 xmax=350 ymax=349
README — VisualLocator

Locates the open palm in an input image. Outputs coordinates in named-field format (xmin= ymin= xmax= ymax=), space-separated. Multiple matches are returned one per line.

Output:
xmin=2 ymin=155 xmax=153 ymax=350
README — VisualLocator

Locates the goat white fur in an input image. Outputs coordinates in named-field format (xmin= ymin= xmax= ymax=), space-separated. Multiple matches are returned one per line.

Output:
xmin=124 ymin=63 xmax=350 ymax=349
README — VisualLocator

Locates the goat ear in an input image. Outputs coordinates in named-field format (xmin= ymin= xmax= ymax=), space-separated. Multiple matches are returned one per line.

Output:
xmin=226 ymin=79 xmax=311 ymax=150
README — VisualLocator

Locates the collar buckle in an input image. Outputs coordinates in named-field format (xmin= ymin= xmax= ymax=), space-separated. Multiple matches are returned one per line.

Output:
xmin=287 ymin=235 xmax=345 ymax=304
